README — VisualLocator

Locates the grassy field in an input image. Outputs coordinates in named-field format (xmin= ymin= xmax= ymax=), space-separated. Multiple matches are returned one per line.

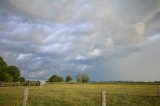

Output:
xmin=0 ymin=83 xmax=160 ymax=106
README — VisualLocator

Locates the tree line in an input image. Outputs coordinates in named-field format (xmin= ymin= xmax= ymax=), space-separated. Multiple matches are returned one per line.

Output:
xmin=0 ymin=56 xmax=25 ymax=82
xmin=48 ymin=73 xmax=90 ymax=83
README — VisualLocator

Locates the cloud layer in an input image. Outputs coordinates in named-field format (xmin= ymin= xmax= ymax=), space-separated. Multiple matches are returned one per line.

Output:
xmin=0 ymin=0 xmax=160 ymax=81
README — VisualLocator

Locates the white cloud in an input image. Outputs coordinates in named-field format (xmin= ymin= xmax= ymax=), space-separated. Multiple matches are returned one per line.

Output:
xmin=17 ymin=53 xmax=32 ymax=61
xmin=75 ymin=54 xmax=86 ymax=60
xmin=88 ymin=49 xmax=102 ymax=57
xmin=105 ymin=38 xmax=114 ymax=48
xmin=147 ymin=34 xmax=160 ymax=42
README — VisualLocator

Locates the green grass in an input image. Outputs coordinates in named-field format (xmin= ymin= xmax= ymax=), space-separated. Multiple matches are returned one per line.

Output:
xmin=0 ymin=84 xmax=160 ymax=106
xmin=0 ymin=86 xmax=24 ymax=106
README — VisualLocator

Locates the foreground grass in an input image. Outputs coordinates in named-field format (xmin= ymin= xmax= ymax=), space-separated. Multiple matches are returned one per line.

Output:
xmin=0 ymin=86 xmax=24 ymax=106
xmin=0 ymin=84 xmax=160 ymax=106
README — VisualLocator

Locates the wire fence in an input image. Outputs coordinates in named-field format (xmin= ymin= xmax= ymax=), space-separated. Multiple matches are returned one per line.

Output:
xmin=25 ymin=85 xmax=160 ymax=106
xmin=0 ymin=84 xmax=160 ymax=106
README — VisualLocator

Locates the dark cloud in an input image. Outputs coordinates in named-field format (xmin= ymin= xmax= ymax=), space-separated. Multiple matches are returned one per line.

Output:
xmin=0 ymin=0 xmax=160 ymax=81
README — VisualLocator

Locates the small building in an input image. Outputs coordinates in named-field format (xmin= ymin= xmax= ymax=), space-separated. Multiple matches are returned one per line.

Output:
xmin=25 ymin=80 xmax=41 ymax=86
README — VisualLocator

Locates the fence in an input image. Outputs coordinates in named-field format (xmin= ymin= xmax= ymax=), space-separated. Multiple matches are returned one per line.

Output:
xmin=0 ymin=84 xmax=160 ymax=106
xmin=0 ymin=81 xmax=41 ymax=87
xmin=22 ymin=88 xmax=106 ymax=106
xmin=22 ymin=84 xmax=160 ymax=106
xmin=0 ymin=82 xmax=24 ymax=87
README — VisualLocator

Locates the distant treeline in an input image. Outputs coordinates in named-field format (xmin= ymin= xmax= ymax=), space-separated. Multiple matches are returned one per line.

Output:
xmin=47 ymin=73 xmax=90 ymax=83
xmin=89 ymin=81 xmax=160 ymax=85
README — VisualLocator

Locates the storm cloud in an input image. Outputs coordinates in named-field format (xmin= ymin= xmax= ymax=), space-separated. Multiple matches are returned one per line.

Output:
xmin=0 ymin=0 xmax=160 ymax=81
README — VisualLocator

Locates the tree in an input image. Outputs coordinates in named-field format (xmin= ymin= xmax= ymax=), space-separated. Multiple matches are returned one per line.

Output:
xmin=7 ymin=66 xmax=20 ymax=82
xmin=65 ymin=76 xmax=72 ymax=82
xmin=76 ymin=73 xmax=90 ymax=83
xmin=0 ymin=73 xmax=13 ymax=82
xmin=0 ymin=66 xmax=8 ymax=73
xmin=19 ymin=77 xmax=25 ymax=82
xmin=82 ymin=73 xmax=90 ymax=83
xmin=48 ymin=75 xmax=64 ymax=82
xmin=0 ymin=56 xmax=22 ymax=82
xmin=0 ymin=56 xmax=7 ymax=67
xmin=76 ymin=74 xmax=82 ymax=82
xmin=0 ymin=66 xmax=13 ymax=82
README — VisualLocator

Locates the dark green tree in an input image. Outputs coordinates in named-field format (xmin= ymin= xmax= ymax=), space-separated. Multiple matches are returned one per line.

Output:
xmin=0 ymin=66 xmax=13 ymax=82
xmin=19 ymin=77 xmax=25 ymax=82
xmin=0 ymin=57 xmax=12 ymax=82
xmin=82 ymin=73 xmax=90 ymax=83
xmin=76 ymin=73 xmax=90 ymax=83
xmin=65 ymin=76 xmax=72 ymax=82
xmin=0 ymin=56 xmax=22 ymax=82
xmin=0 ymin=66 xmax=8 ymax=73
xmin=0 ymin=73 xmax=13 ymax=82
xmin=7 ymin=66 xmax=20 ymax=82
xmin=48 ymin=75 xmax=64 ymax=82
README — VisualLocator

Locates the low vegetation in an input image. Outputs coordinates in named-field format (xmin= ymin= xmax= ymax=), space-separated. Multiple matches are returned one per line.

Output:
xmin=0 ymin=83 xmax=160 ymax=106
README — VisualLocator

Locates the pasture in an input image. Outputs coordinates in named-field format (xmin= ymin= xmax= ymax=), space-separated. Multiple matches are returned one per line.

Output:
xmin=0 ymin=83 xmax=160 ymax=106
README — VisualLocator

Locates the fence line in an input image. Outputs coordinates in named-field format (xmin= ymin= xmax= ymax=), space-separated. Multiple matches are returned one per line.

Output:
xmin=1 ymin=84 xmax=160 ymax=106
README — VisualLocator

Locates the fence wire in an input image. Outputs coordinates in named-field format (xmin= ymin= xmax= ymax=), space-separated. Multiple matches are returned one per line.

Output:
xmin=0 ymin=84 xmax=160 ymax=106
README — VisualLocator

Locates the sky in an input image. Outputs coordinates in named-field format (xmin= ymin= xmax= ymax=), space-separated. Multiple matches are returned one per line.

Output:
xmin=0 ymin=0 xmax=160 ymax=81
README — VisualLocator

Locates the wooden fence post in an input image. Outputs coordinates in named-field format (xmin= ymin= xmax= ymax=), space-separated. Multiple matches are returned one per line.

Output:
xmin=101 ymin=91 xmax=106 ymax=106
xmin=125 ymin=86 xmax=128 ymax=95
xmin=157 ymin=85 xmax=159 ymax=97
xmin=23 ymin=87 xmax=29 ymax=106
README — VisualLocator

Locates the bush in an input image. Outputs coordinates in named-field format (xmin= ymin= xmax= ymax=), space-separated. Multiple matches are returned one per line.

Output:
xmin=48 ymin=75 xmax=64 ymax=82
xmin=19 ymin=77 xmax=25 ymax=82
xmin=65 ymin=76 xmax=72 ymax=82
